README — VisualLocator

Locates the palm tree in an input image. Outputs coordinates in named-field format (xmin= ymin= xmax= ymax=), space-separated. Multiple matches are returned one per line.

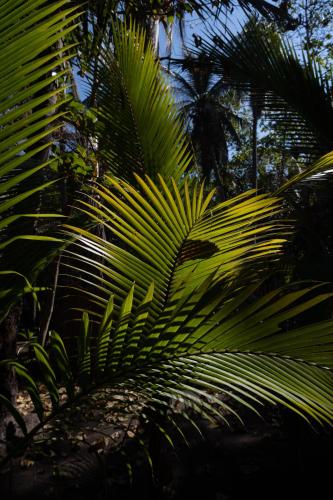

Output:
xmin=1 ymin=22 xmax=333 ymax=470
xmin=171 ymin=53 xmax=243 ymax=199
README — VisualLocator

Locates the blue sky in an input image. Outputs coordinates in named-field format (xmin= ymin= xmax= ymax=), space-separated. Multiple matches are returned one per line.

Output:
xmin=75 ymin=7 xmax=246 ymax=100
xmin=159 ymin=5 xmax=246 ymax=58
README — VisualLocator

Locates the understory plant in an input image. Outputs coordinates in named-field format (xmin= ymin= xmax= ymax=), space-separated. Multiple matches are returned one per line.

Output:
xmin=1 ymin=1 xmax=333 ymax=470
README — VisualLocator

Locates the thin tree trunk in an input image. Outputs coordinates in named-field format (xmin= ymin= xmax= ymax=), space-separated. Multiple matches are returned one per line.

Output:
xmin=277 ymin=127 xmax=287 ymax=188
xmin=304 ymin=0 xmax=312 ymax=55
xmin=145 ymin=16 xmax=160 ymax=55
xmin=212 ymin=159 xmax=226 ymax=202
xmin=0 ymin=305 xmax=21 ymax=437
xmin=40 ymin=254 xmax=61 ymax=346
xmin=151 ymin=18 xmax=160 ymax=55
xmin=250 ymin=111 xmax=258 ymax=192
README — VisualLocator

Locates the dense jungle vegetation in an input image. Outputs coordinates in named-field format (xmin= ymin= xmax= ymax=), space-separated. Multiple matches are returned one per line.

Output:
xmin=1 ymin=1 xmax=333 ymax=498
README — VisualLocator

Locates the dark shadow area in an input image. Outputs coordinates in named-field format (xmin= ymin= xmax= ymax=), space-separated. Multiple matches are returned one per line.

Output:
xmin=1 ymin=408 xmax=332 ymax=500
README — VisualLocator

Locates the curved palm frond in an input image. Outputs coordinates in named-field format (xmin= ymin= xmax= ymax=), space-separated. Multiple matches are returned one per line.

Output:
xmin=275 ymin=150 xmax=333 ymax=194
xmin=63 ymin=175 xmax=288 ymax=316
xmin=0 ymin=0 xmax=80 ymax=321
xmin=90 ymin=21 xmax=193 ymax=183
xmin=1 ymin=177 xmax=333 ymax=464
xmin=1 ymin=2 xmax=333 ymax=470
xmin=202 ymin=19 xmax=333 ymax=158
xmin=60 ymin=176 xmax=333 ymax=427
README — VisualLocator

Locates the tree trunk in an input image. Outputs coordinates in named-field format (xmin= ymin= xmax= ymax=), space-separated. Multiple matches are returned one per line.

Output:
xmin=211 ymin=157 xmax=226 ymax=201
xmin=0 ymin=305 xmax=21 ymax=437
xmin=250 ymin=111 xmax=258 ymax=192
xmin=150 ymin=18 xmax=160 ymax=55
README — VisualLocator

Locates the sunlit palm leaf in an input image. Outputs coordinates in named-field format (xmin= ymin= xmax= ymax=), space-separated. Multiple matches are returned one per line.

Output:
xmin=1 ymin=6 xmax=333 ymax=469
xmin=0 ymin=0 xmax=80 ymax=321
xmin=275 ymin=151 xmax=333 ymax=193
xmin=59 ymin=176 xmax=333 ymax=426
xmin=1 ymin=178 xmax=333 ymax=464
xmin=2 ymin=277 xmax=333 ymax=456
xmin=63 ymin=175 xmax=287 ymax=317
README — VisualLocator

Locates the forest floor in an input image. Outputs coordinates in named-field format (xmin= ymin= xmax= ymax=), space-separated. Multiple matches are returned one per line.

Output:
xmin=0 ymin=390 xmax=332 ymax=500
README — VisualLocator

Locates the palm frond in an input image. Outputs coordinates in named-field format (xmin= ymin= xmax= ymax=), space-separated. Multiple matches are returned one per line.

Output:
xmin=1 ymin=1 xmax=333 ymax=471
xmin=0 ymin=0 xmax=80 ymax=321
xmin=202 ymin=19 xmax=333 ymax=157
xmin=1 ymin=175 xmax=333 ymax=464
xmin=63 ymin=176 xmax=288 ymax=317
xmin=90 ymin=21 xmax=193 ymax=183
xmin=275 ymin=151 xmax=333 ymax=194
xmin=1 ymin=276 xmax=333 ymax=465
xmin=60 ymin=176 xmax=332 ymax=427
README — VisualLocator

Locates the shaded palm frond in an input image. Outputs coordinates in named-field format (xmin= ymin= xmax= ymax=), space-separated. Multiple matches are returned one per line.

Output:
xmin=202 ymin=20 xmax=333 ymax=158
xmin=90 ymin=21 xmax=193 ymax=183
xmin=237 ymin=0 xmax=296 ymax=25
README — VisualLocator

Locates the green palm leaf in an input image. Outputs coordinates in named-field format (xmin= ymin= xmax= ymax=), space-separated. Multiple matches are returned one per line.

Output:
xmin=63 ymin=175 xmax=287 ymax=316
xmin=0 ymin=0 xmax=80 ymax=321
xmin=275 ymin=150 xmax=333 ymax=193
xmin=2 ymin=277 xmax=332 ymax=461
xmin=90 ymin=21 xmax=193 ymax=182
xmin=202 ymin=19 xmax=333 ymax=157
xmin=57 ymin=176 xmax=333 ymax=425
xmin=1 ymin=7 xmax=333 ymax=469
